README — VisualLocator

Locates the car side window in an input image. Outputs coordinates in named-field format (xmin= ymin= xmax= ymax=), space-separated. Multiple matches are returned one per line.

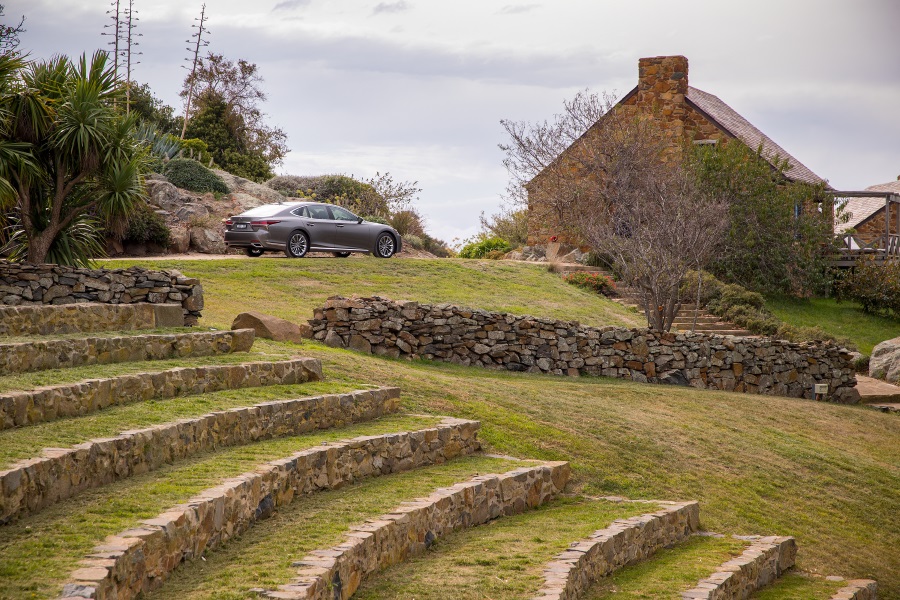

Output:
xmin=291 ymin=207 xmax=309 ymax=218
xmin=307 ymin=205 xmax=331 ymax=220
xmin=329 ymin=206 xmax=358 ymax=222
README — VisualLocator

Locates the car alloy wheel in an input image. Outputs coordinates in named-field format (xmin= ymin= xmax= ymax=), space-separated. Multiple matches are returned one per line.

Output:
xmin=285 ymin=231 xmax=309 ymax=258
xmin=375 ymin=233 xmax=395 ymax=258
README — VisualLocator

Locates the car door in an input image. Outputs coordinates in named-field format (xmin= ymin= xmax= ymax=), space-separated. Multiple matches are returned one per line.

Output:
xmin=328 ymin=205 xmax=371 ymax=251
xmin=300 ymin=204 xmax=336 ymax=249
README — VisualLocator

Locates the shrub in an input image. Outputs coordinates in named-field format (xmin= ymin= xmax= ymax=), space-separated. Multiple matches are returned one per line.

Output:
xmin=163 ymin=158 xmax=228 ymax=194
xmin=362 ymin=214 xmax=390 ymax=225
xmin=679 ymin=270 xmax=724 ymax=307
xmin=484 ymin=249 xmax=506 ymax=260
xmin=835 ymin=257 xmax=900 ymax=316
xmin=179 ymin=138 xmax=214 ymax=165
xmin=403 ymin=234 xmax=424 ymax=250
xmin=422 ymin=234 xmax=452 ymax=258
xmin=389 ymin=209 xmax=426 ymax=236
xmin=266 ymin=174 xmax=323 ymax=198
xmin=458 ymin=237 xmax=511 ymax=259
xmin=124 ymin=205 xmax=172 ymax=247
xmin=563 ymin=272 xmax=616 ymax=296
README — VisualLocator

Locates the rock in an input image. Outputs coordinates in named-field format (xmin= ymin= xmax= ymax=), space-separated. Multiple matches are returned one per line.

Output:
xmin=348 ymin=334 xmax=372 ymax=353
xmin=145 ymin=180 xmax=184 ymax=212
xmin=869 ymin=336 xmax=900 ymax=382
xmin=213 ymin=170 xmax=285 ymax=204
xmin=226 ymin=192 xmax=267 ymax=211
xmin=168 ymin=224 xmax=191 ymax=254
xmin=324 ymin=330 xmax=344 ymax=348
xmin=189 ymin=227 xmax=226 ymax=254
xmin=175 ymin=203 xmax=210 ymax=222
xmin=830 ymin=386 xmax=861 ymax=404
xmin=231 ymin=311 xmax=306 ymax=344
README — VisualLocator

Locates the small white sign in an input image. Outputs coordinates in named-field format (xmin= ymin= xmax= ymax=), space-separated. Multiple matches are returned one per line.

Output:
xmin=814 ymin=383 xmax=829 ymax=395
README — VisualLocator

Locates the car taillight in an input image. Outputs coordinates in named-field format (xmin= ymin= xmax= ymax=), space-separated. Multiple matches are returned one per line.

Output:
xmin=223 ymin=218 xmax=233 ymax=226
xmin=250 ymin=220 xmax=281 ymax=230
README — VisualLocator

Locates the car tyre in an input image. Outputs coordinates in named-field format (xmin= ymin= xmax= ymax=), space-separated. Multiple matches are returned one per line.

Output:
xmin=332 ymin=251 xmax=352 ymax=258
xmin=374 ymin=233 xmax=396 ymax=258
xmin=285 ymin=230 xmax=310 ymax=258
xmin=246 ymin=247 xmax=265 ymax=257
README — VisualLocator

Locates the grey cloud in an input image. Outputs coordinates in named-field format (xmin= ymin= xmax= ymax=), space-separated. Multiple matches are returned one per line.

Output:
xmin=498 ymin=4 xmax=540 ymax=15
xmin=273 ymin=0 xmax=311 ymax=11
xmin=373 ymin=1 xmax=409 ymax=15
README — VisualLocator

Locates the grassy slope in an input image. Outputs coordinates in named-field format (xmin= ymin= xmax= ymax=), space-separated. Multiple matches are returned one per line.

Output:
xmin=766 ymin=296 xmax=900 ymax=355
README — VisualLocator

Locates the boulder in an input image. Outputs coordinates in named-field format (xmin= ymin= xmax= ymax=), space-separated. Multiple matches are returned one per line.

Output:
xmin=212 ymin=170 xmax=286 ymax=204
xmin=869 ymin=336 xmax=900 ymax=382
xmin=231 ymin=311 xmax=309 ymax=343
xmin=189 ymin=227 xmax=226 ymax=254
xmin=168 ymin=224 xmax=191 ymax=254
xmin=225 ymin=192 xmax=267 ymax=211
xmin=175 ymin=202 xmax=210 ymax=222
xmin=145 ymin=180 xmax=184 ymax=212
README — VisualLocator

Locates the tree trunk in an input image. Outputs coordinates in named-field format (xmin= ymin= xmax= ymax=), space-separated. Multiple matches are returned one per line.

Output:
xmin=24 ymin=230 xmax=55 ymax=265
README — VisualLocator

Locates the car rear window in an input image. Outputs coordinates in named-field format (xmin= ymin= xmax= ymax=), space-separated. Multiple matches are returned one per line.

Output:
xmin=240 ymin=204 xmax=290 ymax=217
xmin=307 ymin=205 xmax=331 ymax=219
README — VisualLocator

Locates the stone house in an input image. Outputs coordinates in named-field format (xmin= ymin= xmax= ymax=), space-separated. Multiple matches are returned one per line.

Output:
xmin=525 ymin=55 xmax=828 ymax=257
xmin=836 ymin=179 xmax=900 ymax=241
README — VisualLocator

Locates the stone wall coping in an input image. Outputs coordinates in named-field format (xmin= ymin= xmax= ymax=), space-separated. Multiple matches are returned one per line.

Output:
xmin=0 ymin=357 xmax=324 ymax=430
xmin=0 ymin=385 xmax=394 ymax=524
xmin=58 ymin=418 xmax=482 ymax=600
xmin=831 ymin=580 xmax=878 ymax=600
xmin=0 ymin=302 xmax=185 ymax=335
xmin=310 ymin=296 xmax=858 ymax=402
xmin=681 ymin=536 xmax=797 ymax=600
xmin=532 ymin=501 xmax=700 ymax=600
xmin=261 ymin=461 xmax=571 ymax=600
xmin=0 ymin=329 xmax=255 ymax=376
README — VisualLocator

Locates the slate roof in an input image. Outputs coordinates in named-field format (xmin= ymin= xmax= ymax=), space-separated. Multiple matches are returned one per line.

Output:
xmin=837 ymin=180 xmax=900 ymax=232
xmin=685 ymin=87 xmax=826 ymax=186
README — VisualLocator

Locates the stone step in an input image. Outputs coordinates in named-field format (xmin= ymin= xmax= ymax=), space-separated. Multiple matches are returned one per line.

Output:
xmin=682 ymin=536 xmax=796 ymax=599
xmin=0 ymin=329 xmax=255 ymax=376
xmin=260 ymin=462 xmax=571 ymax=600
xmin=0 ymin=302 xmax=185 ymax=336
xmin=0 ymin=387 xmax=400 ymax=524
xmin=60 ymin=418 xmax=485 ymax=600
xmin=0 ymin=357 xmax=323 ymax=430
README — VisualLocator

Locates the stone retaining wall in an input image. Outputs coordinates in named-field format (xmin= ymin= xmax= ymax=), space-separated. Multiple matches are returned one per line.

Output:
xmin=0 ymin=329 xmax=254 ymax=375
xmin=831 ymin=580 xmax=878 ymax=600
xmin=534 ymin=502 xmax=700 ymax=600
xmin=0 ymin=262 xmax=204 ymax=325
xmin=1 ymin=386 xmax=396 ymax=524
xmin=0 ymin=357 xmax=323 ymax=430
xmin=59 ymin=418 xmax=482 ymax=600
xmin=0 ymin=302 xmax=184 ymax=336
xmin=681 ymin=536 xmax=797 ymax=599
xmin=311 ymin=297 xmax=859 ymax=402
xmin=262 ymin=461 xmax=571 ymax=600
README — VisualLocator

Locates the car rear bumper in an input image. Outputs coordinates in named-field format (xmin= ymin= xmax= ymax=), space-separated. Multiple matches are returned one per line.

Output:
xmin=224 ymin=230 xmax=284 ymax=250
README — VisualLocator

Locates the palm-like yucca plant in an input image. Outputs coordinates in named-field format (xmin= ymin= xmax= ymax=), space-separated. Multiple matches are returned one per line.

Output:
xmin=0 ymin=50 xmax=145 ymax=266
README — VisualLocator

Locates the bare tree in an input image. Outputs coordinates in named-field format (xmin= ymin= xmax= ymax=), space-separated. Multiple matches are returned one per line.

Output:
xmin=180 ymin=3 xmax=210 ymax=139
xmin=500 ymin=91 xmax=727 ymax=331
xmin=0 ymin=4 xmax=25 ymax=55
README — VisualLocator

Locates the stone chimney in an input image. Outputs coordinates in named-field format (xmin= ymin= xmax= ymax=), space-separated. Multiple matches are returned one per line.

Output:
xmin=637 ymin=55 xmax=688 ymax=105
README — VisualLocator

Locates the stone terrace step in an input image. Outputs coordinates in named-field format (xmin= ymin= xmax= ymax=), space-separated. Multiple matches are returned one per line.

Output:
xmin=261 ymin=462 xmax=571 ymax=600
xmin=59 ymin=418 xmax=483 ymax=600
xmin=0 ymin=357 xmax=323 ymax=430
xmin=0 ymin=329 xmax=255 ymax=375
xmin=681 ymin=536 xmax=796 ymax=599
xmin=0 ymin=302 xmax=185 ymax=336
xmin=1 ymin=387 xmax=399 ymax=524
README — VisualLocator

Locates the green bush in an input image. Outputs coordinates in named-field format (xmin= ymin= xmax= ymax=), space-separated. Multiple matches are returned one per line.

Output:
xmin=458 ymin=237 xmax=511 ymax=259
xmin=563 ymin=272 xmax=616 ymax=296
xmin=389 ymin=209 xmax=426 ymax=236
xmin=484 ymin=249 xmax=506 ymax=260
xmin=124 ymin=206 xmax=172 ymax=247
xmin=362 ymin=214 xmax=390 ymax=225
xmin=679 ymin=270 xmax=724 ymax=307
xmin=266 ymin=174 xmax=323 ymax=198
xmin=422 ymin=234 xmax=452 ymax=258
xmin=179 ymin=138 xmax=214 ymax=165
xmin=835 ymin=258 xmax=900 ymax=316
xmin=403 ymin=234 xmax=424 ymax=250
xmin=163 ymin=158 xmax=228 ymax=194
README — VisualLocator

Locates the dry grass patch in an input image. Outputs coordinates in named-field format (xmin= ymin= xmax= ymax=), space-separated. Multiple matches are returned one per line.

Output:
xmin=751 ymin=572 xmax=845 ymax=599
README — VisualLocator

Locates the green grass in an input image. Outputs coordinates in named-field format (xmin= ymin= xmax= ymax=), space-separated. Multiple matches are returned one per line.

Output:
xmin=146 ymin=455 xmax=534 ymax=600
xmin=583 ymin=535 xmax=749 ymax=599
xmin=354 ymin=497 xmax=660 ymax=599
xmin=0 ymin=414 xmax=443 ymax=600
xmin=751 ymin=572 xmax=846 ymax=599
xmin=98 ymin=257 xmax=642 ymax=330
xmin=766 ymin=296 xmax=900 ymax=355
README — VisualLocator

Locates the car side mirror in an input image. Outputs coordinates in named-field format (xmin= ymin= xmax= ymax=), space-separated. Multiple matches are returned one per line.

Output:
xmin=357 ymin=217 xmax=363 ymax=224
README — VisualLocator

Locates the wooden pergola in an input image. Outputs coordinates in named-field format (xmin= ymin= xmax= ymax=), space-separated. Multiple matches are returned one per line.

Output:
xmin=832 ymin=190 xmax=900 ymax=267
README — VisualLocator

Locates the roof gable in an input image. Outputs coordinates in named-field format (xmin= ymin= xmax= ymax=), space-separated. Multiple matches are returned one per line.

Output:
xmin=838 ymin=180 xmax=900 ymax=232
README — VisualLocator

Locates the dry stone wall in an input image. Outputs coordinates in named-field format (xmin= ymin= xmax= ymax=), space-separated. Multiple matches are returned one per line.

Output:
xmin=311 ymin=297 xmax=859 ymax=402
xmin=0 ymin=384 xmax=403 ymax=524
xmin=59 ymin=418 xmax=482 ymax=600
xmin=0 ymin=357 xmax=323 ymax=430
xmin=681 ymin=536 xmax=797 ymax=599
xmin=534 ymin=502 xmax=699 ymax=600
xmin=0 ymin=329 xmax=254 ymax=375
xmin=831 ymin=580 xmax=878 ymax=600
xmin=0 ymin=262 xmax=204 ymax=325
xmin=0 ymin=302 xmax=184 ymax=336
xmin=263 ymin=462 xmax=571 ymax=600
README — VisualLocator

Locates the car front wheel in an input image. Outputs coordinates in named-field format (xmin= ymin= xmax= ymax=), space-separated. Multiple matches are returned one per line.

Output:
xmin=374 ymin=233 xmax=396 ymax=258
xmin=332 ymin=251 xmax=352 ymax=258
xmin=285 ymin=231 xmax=309 ymax=258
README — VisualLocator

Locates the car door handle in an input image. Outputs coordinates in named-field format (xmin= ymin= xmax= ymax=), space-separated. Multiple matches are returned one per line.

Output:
xmin=336 ymin=224 xmax=345 ymax=228
xmin=306 ymin=223 xmax=314 ymax=227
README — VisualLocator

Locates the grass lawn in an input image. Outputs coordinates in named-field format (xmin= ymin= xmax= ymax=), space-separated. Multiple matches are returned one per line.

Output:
xmin=354 ymin=497 xmax=660 ymax=599
xmin=751 ymin=572 xmax=845 ymax=599
xmin=765 ymin=296 xmax=900 ymax=355
xmin=99 ymin=257 xmax=642 ymax=330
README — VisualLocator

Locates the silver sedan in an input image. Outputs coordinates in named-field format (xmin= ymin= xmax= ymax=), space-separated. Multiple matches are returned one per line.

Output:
xmin=223 ymin=201 xmax=402 ymax=258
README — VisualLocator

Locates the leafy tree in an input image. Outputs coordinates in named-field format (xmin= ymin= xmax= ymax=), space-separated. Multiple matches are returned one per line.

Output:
xmin=691 ymin=140 xmax=835 ymax=296
xmin=0 ymin=4 xmax=25 ymax=56
xmin=128 ymin=82 xmax=179 ymax=134
xmin=479 ymin=205 xmax=528 ymax=248
xmin=180 ymin=53 xmax=287 ymax=181
xmin=0 ymin=51 xmax=144 ymax=265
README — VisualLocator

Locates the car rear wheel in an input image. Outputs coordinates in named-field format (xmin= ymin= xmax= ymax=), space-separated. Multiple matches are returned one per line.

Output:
xmin=246 ymin=247 xmax=265 ymax=257
xmin=374 ymin=233 xmax=396 ymax=258
xmin=285 ymin=231 xmax=309 ymax=258
xmin=332 ymin=251 xmax=352 ymax=258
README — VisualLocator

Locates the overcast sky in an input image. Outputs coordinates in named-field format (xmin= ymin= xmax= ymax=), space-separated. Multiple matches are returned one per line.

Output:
xmin=6 ymin=0 xmax=900 ymax=242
